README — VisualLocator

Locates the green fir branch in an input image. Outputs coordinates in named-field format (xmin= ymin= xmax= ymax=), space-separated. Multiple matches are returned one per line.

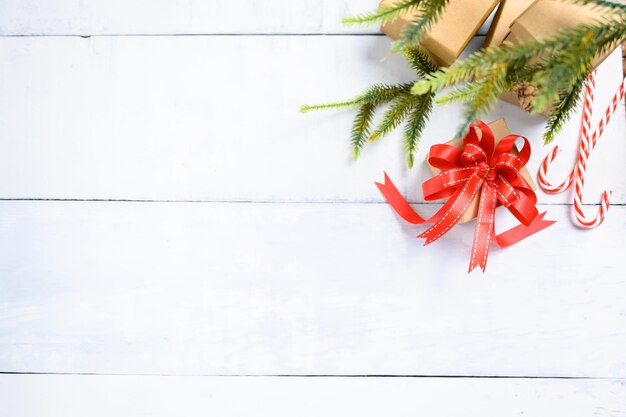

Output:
xmin=300 ymin=74 xmax=435 ymax=165
xmin=571 ymin=0 xmax=626 ymax=12
xmin=342 ymin=0 xmax=419 ymax=26
xmin=351 ymin=102 xmax=377 ymax=159
xmin=342 ymin=0 xmax=449 ymax=53
xmin=402 ymin=46 xmax=439 ymax=77
xmin=530 ymin=30 xmax=597 ymax=112
xmin=369 ymin=92 xmax=417 ymax=142
xmin=304 ymin=0 xmax=625 ymax=168
xmin=299 ymin=99 xmax=361 ymax=112
xmin=434 ymin=81 xmax=487 ymax=105
xmin=544 ymin=76 xmax=587 ymax=143
xmin=300 ymin=83 xmax=413 ymax=113
xmin=413 ymin=17 xmax=626 ymax=136
xmin=360 ymin=83 xmax=415 ymax=105
xmin=414 ymin=19 xmax=626 ymax=95
xmin=404 ymin=93 xmax=434 ymax=168
xmin=392 ymin=0 xmax=450 ymax=52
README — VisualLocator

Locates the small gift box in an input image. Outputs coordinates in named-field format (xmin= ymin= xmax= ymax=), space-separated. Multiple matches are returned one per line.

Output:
xmin=376 ymin=119 xmax=554 ymax=272
xmin=499 ymin=0 xmax=619 ymax=113
xmin=380 ymin=0 xmax=499 ymax=67
xmin=426 ymin=118 xmax=536 ymax=223
xmin=506 ymin=0 xmax=615 ymax=46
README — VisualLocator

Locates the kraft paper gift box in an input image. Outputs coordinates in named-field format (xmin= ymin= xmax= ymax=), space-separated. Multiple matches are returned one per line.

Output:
xmin=426 ymin=118 xmax=536 ymax=223
xmin=499 ymin=0 xmax=620 ymax=113
xmin=506 ymin=0 xmax=616 ymax=46
xmin=380 ymin=0 xmax=500 ymax=67
xmin=482 ymin=0 xmax=535 ymax=48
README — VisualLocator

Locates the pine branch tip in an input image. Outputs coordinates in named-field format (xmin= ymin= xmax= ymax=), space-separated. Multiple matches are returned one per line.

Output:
xmin=341 ymin=16 xmax=359 ymax=26
xmin=406 ymin=154 xmax=414 ymax=169
xmin=390 ymin=40 xmax=406 ymax=54
xmin=411 ymin=81 xmax=431 ymax=95
xmin=369 ymin=132 xmax=382 ymax=142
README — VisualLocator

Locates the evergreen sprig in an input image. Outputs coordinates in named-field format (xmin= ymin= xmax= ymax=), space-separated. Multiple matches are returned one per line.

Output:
xmin=392 ymin=0 xmax=450 ymax=52
xmin=304 ymin=0 xmax=625 ymax=165
xmin=572 ymin=0 xmax=626 ymax=12
xmin=403 ymin=46 xmax=439 ymax=76
xmin=352 ymin=102 xmax=377 ymax=159
xmin=413 ymin=16 xmax=626 ymax=142
xmin=342 ymin=0 xmax=420 ymax=26
xmin=342 ymin=0 xmax=450 ymax=52
xmin=301 ymin=48 xmax=438 ymax=167
xmin=369 ymin=91 xmax=416 ymax=142
xmin=300 ymin=83 xmax=412 ymax=113
xmin=403 ymin=93 xmax=434 ymax=168
xmin=544 ymin=73 xmax=588 ymax=144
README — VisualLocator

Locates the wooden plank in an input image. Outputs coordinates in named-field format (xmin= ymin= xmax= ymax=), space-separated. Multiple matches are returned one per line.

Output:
xmin=1 ymin=375 xmax=626 ymax=417
xmin=0 ymin=0 xmax=377 ymax=35
xmin=0 ymin=0 xmax=498 ymax=36
xmin=0 ymin=200 xmax=624 ymax=377
xmin=0 ymin=36 xmax=623 ymax=203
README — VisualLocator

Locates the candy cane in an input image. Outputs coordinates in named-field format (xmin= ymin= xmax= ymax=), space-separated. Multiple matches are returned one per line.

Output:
xmin=538 ymin=71 xmax=596 ymax=193
xmin=574 ymin=79 xmax=624 ymax=227
xmin=538 ymin=71 xmax=625 ymax=228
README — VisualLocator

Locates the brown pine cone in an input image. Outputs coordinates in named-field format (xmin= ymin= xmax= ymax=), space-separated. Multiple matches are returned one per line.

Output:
xmin=511 ymin=82 xmax=539 ymax=113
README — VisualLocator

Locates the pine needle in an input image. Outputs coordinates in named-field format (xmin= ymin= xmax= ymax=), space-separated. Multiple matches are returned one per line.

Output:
xmin=571 ymin=0 xmax=626 ymax=12
xmin=304 ymin=0 xmax=625 ymax=165
xmin=404 ymin=93 xmax=434 ymax=168
xmin=392 ymin=0 xmax=450 ymax=52
xmin=300 ymin=99 xmax=360 ymax=113
xmin=402 ymin=46 xmax=439 ymax=77
xmin=342 ymin=0 xmax=419 ymax=26
xmin=369 ymin=93 xmax=417 ymax=142
xmin=351 ymin=102 xmax=377 ymax=159
xmin=413 ymin=17 xmax=625 ymax=139
xmin=301 ymin=83 xmax=413 ymax=113
xmin=544 ymin=76 xmax=587 ymax=143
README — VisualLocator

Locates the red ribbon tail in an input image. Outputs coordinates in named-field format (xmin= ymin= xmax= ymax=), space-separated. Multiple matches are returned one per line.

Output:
xmin=468 ymin=184 xmax=498 ymax=273
xmin=375 ymin=172 xmax=426 ymax=224
xmin=419 ymin=175 xmax=483 ymax=245
xmin=494 ymin=211 xmax=556 ymax=248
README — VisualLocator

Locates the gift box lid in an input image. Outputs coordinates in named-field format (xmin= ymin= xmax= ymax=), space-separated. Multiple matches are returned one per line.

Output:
xmin=380 ymin=0 xmax=500 ymax=67
xmin=501 ymin=0 xmax=620 ymax=115
xmin=483 ymin=0 xmax=535 ymax=48
xmin=510 ymin=0 xmax=616 ymax=42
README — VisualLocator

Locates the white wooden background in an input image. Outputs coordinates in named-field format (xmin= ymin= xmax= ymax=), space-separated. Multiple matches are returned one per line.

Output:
xmin=0 ymin=1 xmax=625 ymax=415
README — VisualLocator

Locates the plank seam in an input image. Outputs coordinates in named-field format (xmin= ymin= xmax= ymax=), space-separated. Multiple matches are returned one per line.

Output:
xmin=1 ymin=371 xmax=624 ymax=380
xmin=0 ymin=33 xmax=488 ymax=38
xmin=0 ymin=198 xmax=623 ymax=206
xmin=0 ymin=33 xmax=386 ymax=38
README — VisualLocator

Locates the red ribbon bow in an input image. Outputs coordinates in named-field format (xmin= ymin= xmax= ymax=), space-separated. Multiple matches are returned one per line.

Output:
xmin=376 ymin=121 xmax=555 ymax=272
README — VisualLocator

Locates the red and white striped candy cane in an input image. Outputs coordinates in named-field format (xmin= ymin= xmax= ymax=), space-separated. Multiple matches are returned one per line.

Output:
xmin=538 ymin=71 xmax=626 ymax=228
xmin=538 ymin=71 xmax=597 ymax=193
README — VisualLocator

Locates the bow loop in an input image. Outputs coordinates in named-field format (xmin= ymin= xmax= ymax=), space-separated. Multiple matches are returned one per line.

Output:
xmin=463 ymin=121 xmax=495 ymax=162
xmin=461 ymin=143 xmax=489 ymax=166
xmin=492 ymin=134 xmax=531 ymax=166
xmin=427 ymin=143 xmax=463 ymax=171
xmin=494 ymin=153 xmax=524 ymax=173
xmin=422 ymin=167 xmax=476 ymax=201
